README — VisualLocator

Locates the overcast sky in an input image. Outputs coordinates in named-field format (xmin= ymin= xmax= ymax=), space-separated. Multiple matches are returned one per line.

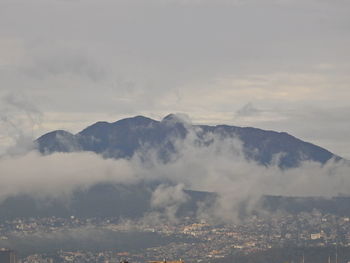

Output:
xmin=0 ymin=0 xmax=350 ymax=157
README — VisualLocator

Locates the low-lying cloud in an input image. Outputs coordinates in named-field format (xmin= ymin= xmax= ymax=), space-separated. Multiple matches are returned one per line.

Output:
xmin=0 ymin=151 xmax=137 ymax=202
xmin=0 ymin=124 xmax=350 ymax=223
xmin=0 ymin=93 xmax=43 ymax=156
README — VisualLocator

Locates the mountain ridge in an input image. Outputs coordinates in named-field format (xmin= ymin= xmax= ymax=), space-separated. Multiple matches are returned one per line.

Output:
xmin=36 ymin=114 xmax=340 ymax=168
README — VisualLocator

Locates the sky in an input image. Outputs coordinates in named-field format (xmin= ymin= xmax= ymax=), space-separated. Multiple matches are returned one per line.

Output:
xmin=1 ymin=0 xmax=350 ymax=158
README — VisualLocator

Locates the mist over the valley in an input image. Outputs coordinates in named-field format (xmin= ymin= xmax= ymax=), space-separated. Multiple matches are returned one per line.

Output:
xmin=0 ymin=226 xmax=190 ymax=257
xmin=1 ymin=112 xmax=350 ymax=223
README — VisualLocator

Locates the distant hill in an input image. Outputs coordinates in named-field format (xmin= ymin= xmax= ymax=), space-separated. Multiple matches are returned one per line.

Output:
xmin=0 ymin=183 xmax=215 ymax=220
xmin=2 ymin=184 xmax=350 ymax=221
xmin=36 ymin=114 xmax=340 ymax=168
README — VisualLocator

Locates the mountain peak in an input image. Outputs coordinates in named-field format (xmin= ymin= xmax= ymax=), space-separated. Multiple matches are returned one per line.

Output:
xmin=37 ymin=130 xmax=74 ymax=140
xmin=36 ymin=130 xmax=79 ymax=154
xmin=162 ymin=113 xmax=191 ymax=124
xmin=114 ymin=115 xmax=157 ymax=125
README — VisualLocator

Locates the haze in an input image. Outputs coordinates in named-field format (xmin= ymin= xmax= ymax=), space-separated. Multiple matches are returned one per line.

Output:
xmin=0 ymin=0 xmax=349 ymax=158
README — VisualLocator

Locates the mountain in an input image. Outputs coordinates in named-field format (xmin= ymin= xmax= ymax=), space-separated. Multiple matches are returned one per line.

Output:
xmin=0 ymin=114 xmax=342 ymax=222
xmin=36 ymin=114 xmax=339 ymax=168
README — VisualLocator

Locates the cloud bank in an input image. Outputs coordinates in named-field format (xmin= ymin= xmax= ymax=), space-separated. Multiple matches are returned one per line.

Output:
xmin=0 ymin=122 xmax=350 ymax=223
xmin=1 ymin=0 xmax=350 ymax=158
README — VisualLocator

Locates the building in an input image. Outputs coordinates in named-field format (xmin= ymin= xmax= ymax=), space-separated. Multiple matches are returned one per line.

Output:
xmin=149 ymin=260 xmax=184 ymax=263
xmin=310 ymin=233 xmax=321 ymax=240
xmin=0 ymin=248 xmax=17 ymax=263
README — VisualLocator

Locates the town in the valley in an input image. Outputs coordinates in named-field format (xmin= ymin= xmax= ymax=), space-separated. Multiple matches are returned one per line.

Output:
xmin=1 ymin=209 xmax=350 ymax=263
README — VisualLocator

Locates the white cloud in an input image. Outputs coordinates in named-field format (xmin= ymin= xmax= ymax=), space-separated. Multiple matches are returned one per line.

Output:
xmin=0 ymin=151 xmax=138 ymax=202
xmin=0 ymin=127 xmax=350 ymax=223
xmin=0 ymin=0 xmax=350 ymax=160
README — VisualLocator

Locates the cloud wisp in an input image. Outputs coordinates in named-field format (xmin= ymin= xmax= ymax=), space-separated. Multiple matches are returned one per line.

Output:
xmin=0 ymin=122 xmax=350 ymax=223
xmin=0 ymin=93 xmax=43 ymax=156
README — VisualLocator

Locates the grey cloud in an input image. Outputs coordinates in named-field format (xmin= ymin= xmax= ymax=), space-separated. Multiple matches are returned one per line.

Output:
xmin=1 ymin=126 xmax=350 ymax=223
xmin=133 ymin=130 xmax=350 ymax=222
xmin=0 ymin=93 xmax=43 ymax=156
xmin=149 ymin=184 xmax=190 ymax=223
xmin=235 ymin=102 xmax=262 ymax=118
xmin=21 ymin=49 xmax=107 ymax=82
xmin=0 ymin=151 xmax=137 ymax=202
xmin=1 ymin=0 xmax=349 ymax=126
xmin=151 ymin=184 xmax=189 ymax=209
xmin=3 ymin=93 xmax=41 ymax=116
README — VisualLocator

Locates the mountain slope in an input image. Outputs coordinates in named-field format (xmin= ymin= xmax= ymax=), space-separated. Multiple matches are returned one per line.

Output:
xmin=36 ymin=114 xmax=339 ymax=168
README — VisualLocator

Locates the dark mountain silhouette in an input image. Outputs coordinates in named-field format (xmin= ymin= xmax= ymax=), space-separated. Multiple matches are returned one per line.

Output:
xmin=36 ymin=114 xmax=339 ymax=168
